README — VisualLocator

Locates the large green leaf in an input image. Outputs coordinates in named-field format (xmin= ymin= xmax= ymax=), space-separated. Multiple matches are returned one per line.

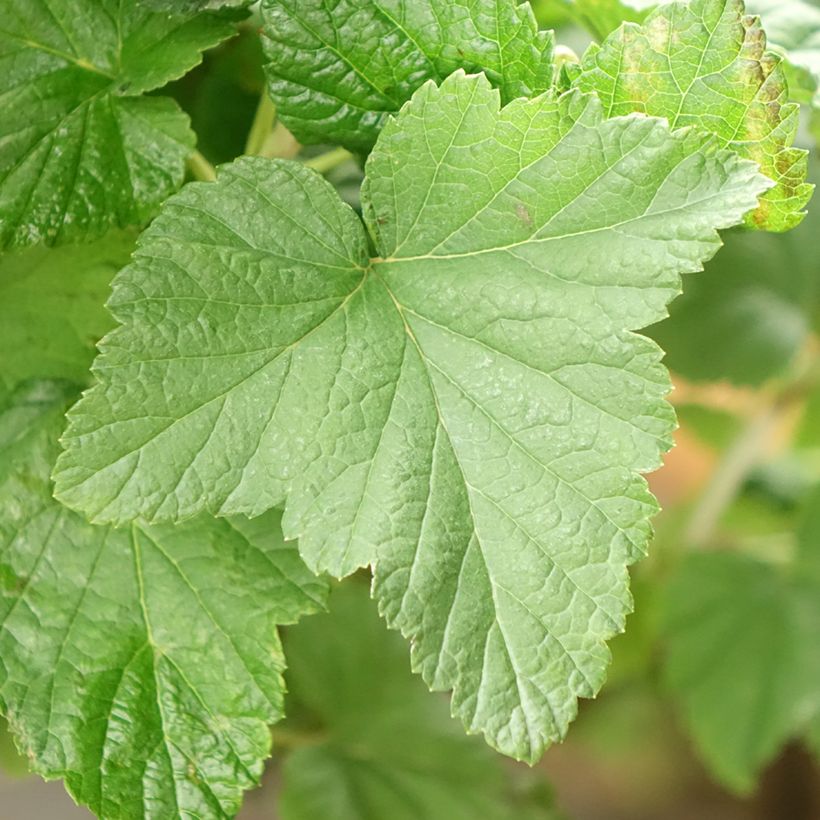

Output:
xmin=279 ymin=583 xmax=556 ymax=820
xmin=663 ymin=532 xmax=820 ymax=793
xmin=0 ymin=0 xmax=237 ymax=250
xmin=573 ymin=0 xmax=813 ymax=232
xmin=54 ymin=73 xmax=768 ymax=761
xmin=650 ymin=155 xmax=820 ymax=385
xmin=0 ymin=231 xmax=134 ymax=392
xmin=0 ymin=381 xmax=327 ymax=818
xmin=260 ymin=0 xmax=554 ymax=152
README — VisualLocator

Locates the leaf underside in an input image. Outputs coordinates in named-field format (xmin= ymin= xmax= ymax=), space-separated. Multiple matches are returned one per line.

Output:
xmin=0 ymin=381 xmax=326 ymax=818
xmin=0 ymin=0 xmax=236 ymax=250
xmin=573 ymin=0 xmax=813 ymax=232
xmin=54 ymin=73 xmax=769 ymax=762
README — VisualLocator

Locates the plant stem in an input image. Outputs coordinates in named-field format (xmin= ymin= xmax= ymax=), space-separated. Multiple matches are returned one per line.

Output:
xmin=186 ymin=150 xmax=217 ymax=182
xmin=245 ymin=92 xmax=277 ymax=156
xmin=684 ymin=346 xmax=820 ymax=548
xmin=684 ymin=400 xmax=787 ymax=548
xmin=260 ymin=122 xmax=301 ymax=160
xmin=304 ymin=147 xmax=353 ymax=174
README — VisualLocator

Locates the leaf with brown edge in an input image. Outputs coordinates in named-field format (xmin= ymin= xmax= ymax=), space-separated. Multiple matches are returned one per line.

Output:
xmin=573 ymin=0 xmax=813 ymax=232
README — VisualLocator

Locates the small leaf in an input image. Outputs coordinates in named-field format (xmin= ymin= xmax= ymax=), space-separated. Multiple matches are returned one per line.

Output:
xmin=280 ymin=583 xmax=558 ymax=820
xmin=574 ymin=0 xmax=813 ymax=231
xmin=0 ymin=230 xmax=134 ymax=392
xmin=663 ymin=549 xmax=820 ymax=793
xmin=261 ymin=0 xmax=554 ymax=152
xmin=54 ymin=74 xmax=769 ymax=761
xmin=0 ymin=0 xmax=237 ymax=249
xmin=0 ymin=381 xmax=327 ymax=818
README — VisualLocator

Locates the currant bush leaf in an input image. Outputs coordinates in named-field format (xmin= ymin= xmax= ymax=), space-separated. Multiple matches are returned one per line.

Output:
xmin=279 ymin=584 xmax=557 ymax=820
xmin=260 ymin=0 xmax=554 ymax=152
xmin=747 ymin=0 xmax=820 ymax=105
xmin=54 ymin=73 xmax=769 ymax=761
xmin=663 ymin=547 xmax=820 ymax=793
xmin=0 ymin=231 xmax=134 ymax=392
xmin=0 ymin=0 xmax=237 ymax=250
xmin=573 ymin=0 xmax=813 ymax=232
xmin=651 ymin=155 xmax=820 ymax=385
xmin=0 ymin=381 xmax=327 ymax=818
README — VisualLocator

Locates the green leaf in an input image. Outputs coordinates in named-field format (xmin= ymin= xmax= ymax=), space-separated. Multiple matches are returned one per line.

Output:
xmin=0 ymin=0 xmax=237 ymax=250
xmin=279 ymin=583 xmax=558 ymax=820
xmin=650 ymin=155 xmax=820 ymax=385
xmin=746 ymin=0 xmax=820 ymax=106
xmin=0 ymin=230 xmax=134 ymax=393
xmin=0 ymin=381 xmax=327 ymax=818
xmin=573 ymin=0 xmax=813 ymax=232
xmin=662 ymin=549 xmax=820 ymax=793
xmin=54 ymin=73 xmax=769 ymax=761
xmin=260 ymin=0 xmax=554 ymax=152
xmin=166 ymin=28 xmax=267 ymax=166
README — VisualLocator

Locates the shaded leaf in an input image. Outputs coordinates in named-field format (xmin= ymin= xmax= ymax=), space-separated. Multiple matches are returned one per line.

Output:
xmin=0 ymin=381 xmax=327 ymax=818
xmin=260 ymin=0 xmax=554 ymax=152
xmin=663 ymin=545 xmax=820 ymax=792
xmin=0 ymin=230 xmax=134 ymax=392
xmin=0 ymin=0 xmax=237 ymax=249
xmin=279 ymin=583 xmax=557 ymax=820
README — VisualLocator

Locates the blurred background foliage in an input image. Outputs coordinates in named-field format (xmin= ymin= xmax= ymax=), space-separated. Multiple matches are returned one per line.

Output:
xmin=3 ymin=1 xmax=820 ymax=818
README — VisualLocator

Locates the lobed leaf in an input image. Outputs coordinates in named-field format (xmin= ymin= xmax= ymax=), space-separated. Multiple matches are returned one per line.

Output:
xmin=260 ymin=0 xmax=554 ymax=152
xmin=0 ymin=0 xmax=237 ymax=250
xmin=54 ymin=73 xmax=769 ymax=761
xmin=0 ymin=381 xmax=327 ymax=818
xmin=573 ymin=0 xmax=813 ymax=232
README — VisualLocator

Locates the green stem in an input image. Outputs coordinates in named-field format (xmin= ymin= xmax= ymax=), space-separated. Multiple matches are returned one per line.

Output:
xmin=245 ymin=92 xmax=277 ymax=157
xmin=304 ymin=147 xmax=353 ymax=174
xmin=186 ymin=150 xmax=217 ymax=182
xmin=684 ymin=346 xmax=820 ymax=548
xmin=260 ymin=122 xmax=301 ymax=160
